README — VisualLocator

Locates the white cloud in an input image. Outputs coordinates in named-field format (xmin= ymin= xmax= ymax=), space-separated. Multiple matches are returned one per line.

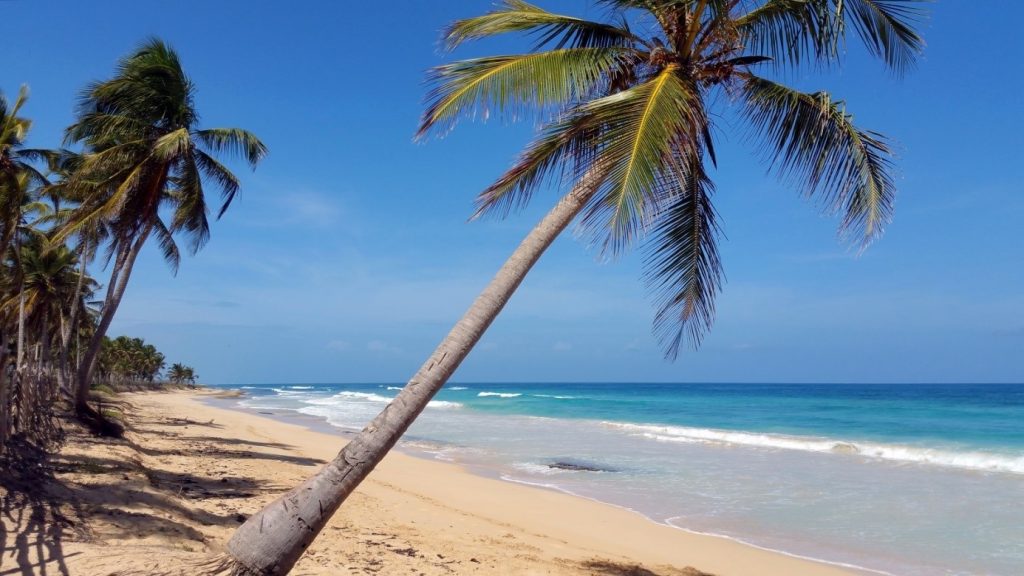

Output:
xmin=326 ymin=339 xmax=351 ymax=352
xmin=367 ymin=340 xmax=402 ymax=354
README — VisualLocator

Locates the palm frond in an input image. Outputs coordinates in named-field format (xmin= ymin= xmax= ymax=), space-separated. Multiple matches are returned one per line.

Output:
xmin=841 ymin=0 xmax=925 ymax=74
xmin=742 ymin=75 xmax=896 ymax=244
xmin=194 ymin=128 xmax=267 ymax=168
xmin=0 ymin=86 xmax=30 ymax=143
xmin=168 ymin=154 xmax=210 ymax=254
xmin=735 ymin=0 xmax=842 ymax=69
xmin=62 ymin=112 xmax=149 ymax=148
xmin=643 ymin=151 xmax=722 ymax=358
xmin=417 ymin=47 xmax=628 ymax=139
xmin=474 ymin=108 xmax=602 ymax=218
xmin=194 ymin=149 xmax=241 ymax=219
xmin=153 ymin=128 xmax=192 ymax=162
xmin=444 ymin=0 xmax=637 ymax=51
xmin=577 ymin=65 xmax=704 ymax=253
xmin=151 ymin=217 xmax=181 ymax=274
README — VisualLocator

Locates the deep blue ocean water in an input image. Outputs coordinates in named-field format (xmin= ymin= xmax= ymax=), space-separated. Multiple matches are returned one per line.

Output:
xmin=221 ymin=382 xmax=1024 ymax=575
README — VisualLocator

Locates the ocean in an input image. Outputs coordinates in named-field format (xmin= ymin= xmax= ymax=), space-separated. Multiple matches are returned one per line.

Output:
xmin=221 ymin=382 xmax=1024 ymax=576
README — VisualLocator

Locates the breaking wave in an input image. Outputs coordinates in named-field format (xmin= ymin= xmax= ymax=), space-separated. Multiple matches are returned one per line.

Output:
xmin=604 ymin=422 xmax=1024 ymax=475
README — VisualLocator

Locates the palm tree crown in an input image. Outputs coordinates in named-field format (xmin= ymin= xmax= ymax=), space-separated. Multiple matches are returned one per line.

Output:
xmin=0 ymin=87 xmax=50 ymax=257
xmin=418 ymin=0 xmax=924 ymax=357
xmin=52 ymin=38 xmax=266 ymax=417
xmin=60 ymin=38 xmax=267 ymax=270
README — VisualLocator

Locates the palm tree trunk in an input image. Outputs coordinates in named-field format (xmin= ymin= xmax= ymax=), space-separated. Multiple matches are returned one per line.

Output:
xmin=14 ymin=230 xmax=25 ymax=372
xmin=221 ymin=166 xmax=607 ymax=575
xmin=0 ymin=331 xmax=10 ymax=454
xmin=16 ymin=285 xmax=25 ymax=371
xmin=58 ymin=238 xmax=90 ymax=397
xmin=74 ymin=226 xmax=152 ymax=416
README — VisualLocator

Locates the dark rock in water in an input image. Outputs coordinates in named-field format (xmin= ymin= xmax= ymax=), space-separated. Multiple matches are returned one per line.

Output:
xmin=547 ymin=460 xmax=616 ymax=473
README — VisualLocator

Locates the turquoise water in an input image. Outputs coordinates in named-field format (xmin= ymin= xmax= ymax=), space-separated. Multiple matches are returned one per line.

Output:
xmin=228 ymin=382 xmax=1024 ymax=575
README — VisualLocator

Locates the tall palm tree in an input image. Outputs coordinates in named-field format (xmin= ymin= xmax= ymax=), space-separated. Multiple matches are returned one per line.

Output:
xmin=0 ymin=87 xmax=50 ymax=258
xmin=220 ymin=2 xmax=925 ymax=573
xmin=3 ymin=236 xmax=89 ymax=364
xmin=39 ymin=150 xmax=107 ymax=396
xmin=0 ymin=87 xmax=52 ymax=378
xmin=57 ymin=38 xmax=266 ymax=421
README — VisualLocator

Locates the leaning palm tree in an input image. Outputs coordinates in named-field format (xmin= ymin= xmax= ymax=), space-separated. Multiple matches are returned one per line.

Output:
xmin=219 ymin=1 xmax=924 ymax=573
xmin=57 ymin=38 xmax=266 ymax=422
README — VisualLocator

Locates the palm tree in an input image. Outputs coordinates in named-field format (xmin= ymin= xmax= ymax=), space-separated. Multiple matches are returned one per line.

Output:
xmin=3 ymin=236 xmax=91 ymax=368
xmin=168 ymin=362 xmax=186 ymax=384
xmin=57 ymin=38 xmax=266 ymax=422
xmin=220 ymin=2 xmax=925 ymax=573
xmin=168 ymin=362 xmax=197 ymax=386
xmin=39 ymin=150 xmax=107 ymax=396
xmin=0 ymin=87 xmax=50 ymax=258
xmin=0 ymin=165 xmax=51 ymax=452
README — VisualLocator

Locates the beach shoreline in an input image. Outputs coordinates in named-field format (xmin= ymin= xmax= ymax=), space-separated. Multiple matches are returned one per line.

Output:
xmin=8 ymin=388 xmax=861 ymax=575
xmin=205 ymin=390 xmax=883 ymax=576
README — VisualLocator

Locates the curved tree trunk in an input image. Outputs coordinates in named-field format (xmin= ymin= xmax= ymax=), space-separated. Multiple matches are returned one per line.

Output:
xmin=74 ymin=226 xmax=152 ymax=417
xmin=222 ymin=167 xmax=607 ymax=575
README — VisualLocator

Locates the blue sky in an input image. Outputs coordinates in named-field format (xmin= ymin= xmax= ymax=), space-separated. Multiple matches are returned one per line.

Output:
xmin=6 ymin=1 xmax=1023 ymax=384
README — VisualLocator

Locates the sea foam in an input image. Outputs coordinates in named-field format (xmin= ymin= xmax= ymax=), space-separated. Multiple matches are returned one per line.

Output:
xmin=478 ymin=392 xmax=522 ymax=398
xmin=428 ymin=400 xmax=463 ymax=409
xmin=306 ymin=391 xmax=392 ymax=405
xmin=604 ymin=422 xmax=1024 ymax=475
xmin=532 ymin=394 xmax=576 ymax=399
xmin=303 ymin=391 xmax=461 ymax=410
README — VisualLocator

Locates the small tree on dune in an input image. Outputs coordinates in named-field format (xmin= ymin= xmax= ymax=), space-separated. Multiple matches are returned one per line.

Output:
xmin=217 ymin=1 xmax=926 ymax=574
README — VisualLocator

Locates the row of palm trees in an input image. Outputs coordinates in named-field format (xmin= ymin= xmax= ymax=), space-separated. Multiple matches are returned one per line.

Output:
xmin=0 ymin=38 xmax=265 ymax=449
xmin=95 ymin=335 xmax=196 ymax=388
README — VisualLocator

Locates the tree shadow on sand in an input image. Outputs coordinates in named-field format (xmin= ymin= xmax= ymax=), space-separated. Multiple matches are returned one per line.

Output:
xmin=0 ymin=441 xmax=85 ymax=576
xmin=0 ymin=419 xmax=304 ymax=575
xmin=120 ymin=436 xmax=323 ymax=467
xmin=580 ymin=559 xmax=714 ymax=576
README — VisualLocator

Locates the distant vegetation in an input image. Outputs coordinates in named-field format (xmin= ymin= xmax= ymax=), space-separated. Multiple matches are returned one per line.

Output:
xmin=0 ymin=37 xmax=264 ymax=452
xmin=93 ymin=335 xmax=196 ymax=390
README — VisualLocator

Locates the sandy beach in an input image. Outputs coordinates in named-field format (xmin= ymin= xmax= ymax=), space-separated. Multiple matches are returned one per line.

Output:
xmin=0 ymin=389 xmax=859 ymax=575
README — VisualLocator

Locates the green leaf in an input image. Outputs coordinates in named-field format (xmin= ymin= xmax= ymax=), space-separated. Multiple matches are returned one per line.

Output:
xmin=742 ymin=75 xmax=896 ymax=245
xmin=194 ymin=128 xmax=267 ymax=169
xmin=735 ymin=0 xmax=843 ymax=70
xmin=577 ymin=65 xmax=704 ymax=253
xmin=418 ymin=47 xmax=628 ymax=139
xmin=842 ymin=0 xmax=926 ymax=75
xmin=643 ymin=152 xmax=722 ymax=357
xmin=444 ymin=0 xmax=637 ymax=51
